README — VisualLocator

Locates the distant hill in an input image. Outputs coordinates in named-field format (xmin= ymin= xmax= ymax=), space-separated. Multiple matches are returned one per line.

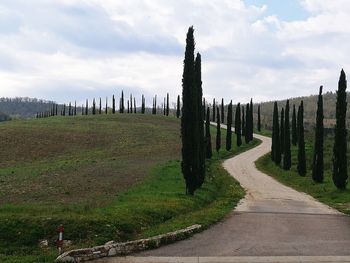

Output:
xmin=247 ymin=91 xmax=350 ymax=131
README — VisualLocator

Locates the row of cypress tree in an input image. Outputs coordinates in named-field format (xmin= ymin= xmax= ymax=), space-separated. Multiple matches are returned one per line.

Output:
xmin=271 ymin=69 xmax=347 ymax=189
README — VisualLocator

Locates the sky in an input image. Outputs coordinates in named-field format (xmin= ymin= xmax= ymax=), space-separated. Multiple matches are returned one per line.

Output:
xmin=0 ymin=0 xmax=350 ymax=106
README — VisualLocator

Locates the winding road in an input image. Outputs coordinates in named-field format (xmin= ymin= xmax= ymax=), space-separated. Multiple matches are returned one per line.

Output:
xmin=97 ymin=132 xmax=350 ymax=262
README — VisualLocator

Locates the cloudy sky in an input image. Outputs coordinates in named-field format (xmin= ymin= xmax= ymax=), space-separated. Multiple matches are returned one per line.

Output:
xmin=0 ymin=0 xmax=349 ymax=105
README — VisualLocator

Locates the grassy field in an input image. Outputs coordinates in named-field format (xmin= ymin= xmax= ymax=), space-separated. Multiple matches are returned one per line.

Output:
xmin=256 ymin=131 xmax=350 ymax=215
xmin=0 ymin=114 xmax=259 ymax=262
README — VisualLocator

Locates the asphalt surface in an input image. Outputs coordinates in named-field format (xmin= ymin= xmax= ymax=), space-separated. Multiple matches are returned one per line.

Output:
xmin=96 ymin=131 xmax=350 ymax=262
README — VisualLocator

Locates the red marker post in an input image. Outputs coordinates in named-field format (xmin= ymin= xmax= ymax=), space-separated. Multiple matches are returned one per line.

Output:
xmin=57 ymin=224 xmax=64 ymax=255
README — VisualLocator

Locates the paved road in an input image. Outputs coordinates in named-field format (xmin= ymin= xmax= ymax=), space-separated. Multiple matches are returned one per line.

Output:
xmin=97 ymin=132 xmax=350 ymax=262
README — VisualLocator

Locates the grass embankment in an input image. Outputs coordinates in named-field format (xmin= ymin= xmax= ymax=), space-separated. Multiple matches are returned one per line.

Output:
xmin=0 ymin=115 xmax=259 ymax=263
xmin=255 ymin=131 xmax=350 ymax=215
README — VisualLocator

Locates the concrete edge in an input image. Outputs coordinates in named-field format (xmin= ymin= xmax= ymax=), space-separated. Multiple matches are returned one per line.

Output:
xmin=55 ymin=224 xmax=202 ymax=262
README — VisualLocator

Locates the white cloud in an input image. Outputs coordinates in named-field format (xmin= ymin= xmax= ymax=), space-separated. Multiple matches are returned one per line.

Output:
xmin=0 ymin=0 xmax=349 ymax=106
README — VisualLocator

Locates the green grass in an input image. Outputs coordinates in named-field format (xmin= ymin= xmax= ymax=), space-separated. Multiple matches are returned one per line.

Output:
xmin=0 ymin=114 xmax=260 ymax=262
xmin=256 ymin=132 xmax=350 ymax=216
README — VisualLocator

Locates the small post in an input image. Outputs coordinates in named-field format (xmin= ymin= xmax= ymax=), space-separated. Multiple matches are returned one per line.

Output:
xmin=57 ymin=224 xmax=64 ymax=255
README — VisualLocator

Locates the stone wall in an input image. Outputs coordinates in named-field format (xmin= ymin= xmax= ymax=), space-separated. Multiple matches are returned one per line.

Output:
xmin=56 ymin=224 xmax=202 ymax=262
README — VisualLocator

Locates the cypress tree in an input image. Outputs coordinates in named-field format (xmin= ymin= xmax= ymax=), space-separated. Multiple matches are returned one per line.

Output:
xmin=112 ymin=95 xmax=115 ymax=114
xmin=195 ymin=53 xmax=205 ymax=188
xmin=205 ymin=106 xmax=212 ymax=158
xmin=154 ymin=95 xmax=157 ymax=114
xmin=63 ymin=104 xmax=66 ymax=116
xmin=291 ymin=105 xmax=297 ymax=145
xmin=92 ymin=99 xmax=96 ymax=115
xmin=127 ymin=100 xmax=130 ymax=113
xmin=105 ymin=97 xmax=108 ymax=114
xmin=283 ymin=100 xmax=291 ymax=170
xmin=216 ymin=108 xmax=221 ymax=152
xmin=249 ymin=98 xmax=253 ymax=141
xmin=163 ymin=97 xmax=166 ymax=115
xmin=68 ymin=102 xmax=71 ymax=116
xmin=130 ymin=95 xmax=133 ymax=113
xmin=333 ymin=69 xmax=348 ymax=189
xmin=242 ymin=106 xmax=245 ymax=136
xmin=166 ymin=93 xmax=169 ymax=116
xmin=271 ymin=102 xmax=281 ymax=165
xmin=236 ymin=103 xmax=242 ymax=147
xmin=280 ymin=108 xmax=284 ymax=154
xmin=312 ymin=86 xmax=324 ymax=182
xmin=181 ymin=26 xmax=197 ymax=195
xmin=82 ymin=104 xmax=84 ymax=115
xmin=142 ymin=95 xmax=145 ymax=114
xmin=221 ymin=98 xmax=224 ymax=124
xmin=226 ymin=100 xmax=232 ymax=151
xmin=74 ymin=101 xmax=77 ymax=116
xmin=245 ymin=103 xmax=250 ymax=144
xmin=235 ymin=104 xmax=239 ymax=134
xmin=99 ymin=98 xmax=102 ymax=114
xmin=85 ymin=100 xmax=89 ymax=115
xmin=134 ymin=97 xmax=136 ymax=113
xmin=120 ymin=90 xmax=124 ymax=113
xmin=297 ymin=100 xmax=306 ymax=176
xmin=176 ymin=95 xmax=180 ymax=118
xmin=56 ymin=104 xmax=58 ymax=116
xmin=257 ymin=104 xmax=261 ymax=132
xmin=212 ymin=98 xmax=216 ymax=122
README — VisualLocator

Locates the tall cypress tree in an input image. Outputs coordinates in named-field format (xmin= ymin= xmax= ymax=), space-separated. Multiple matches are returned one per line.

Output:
xmin=112 ymin=95 xmax=115 ymax=114
xmin=195 ymin=53 xmax=205 ymax=188
xmin=333 ymin=69 xmax=348 ymax=189
xmin=68 ymin=102 xmax=71 ymax=116
xmin=283 ymin=100 xmax=291 ymax=170
xmin=134 ymin=97 xmax=136 ymax=113
xmin=249 ymin=98 xmax=253 ymax=141
xmin=297 ymin=100 xmax=306 ymax=176
xmin=85 ymin=99 xmax=88 ymax=115
xmin=312 ymin=86 xmax=324 ymax=182
xmin=226 ymin=100 xmax=232 ymax=151
xmin=245 ymin=103 xmax=250 ymax=144
xmin=154 ymin=95 xmax=157 ymax=114
xmin=181 ymin=26 xmax=197 ymax=195
xmin=257 ymin=104 xmax=261 ymax=132
xmin=82 ymin=104 xmax=84 ymax=115
xmin=236 ymin=103 xmax=242 ymax=147
xmin=292 ymin=104 xmax=297 ymax=146
xmin=271 ymin=102 xmax=281 ymax=165
xmin=280 ymin=108 xmax=284 ymax=154
xmin=105 ymin=97 xmax=108 ymax=114
xmin=127 ymin=100 xmax=130 ymax=113
xmin=130 ymin=95 xmax=133 ymax=114
xmin=141 ymin=95 xmax=145 ymax=114
xmin=63 ymin=104 xmax=66 ymax=116
xmin=242 ymin=106 xmax=245 ymax=136
xmin=92 ymin=99 xmax=96 ymax=115
xmin=163 ymin=97 xmax=166 ymax=115
xmin=216 ymin=108 xmax=221 ymax=152
xmin=166 ymin=93 xmax=169 ymax=116
xmin=212 ymin=98 xmax=216 ymax=122
xmin=176 ymin=95 xmax=180 ymax=118
xmin=99 ymin=98 xmax=102 ymax=114
xmin=221 ymin=98 xmax=224 ymax=124
xmin=205 ymin=106 xmax=212 ymax=158
xmin=120 ymin=90 xmax=124 ymax=113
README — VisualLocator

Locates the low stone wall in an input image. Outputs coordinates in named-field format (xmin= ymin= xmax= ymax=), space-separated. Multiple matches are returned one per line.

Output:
xmin=56 ymin=224 xmax=202 ymax=262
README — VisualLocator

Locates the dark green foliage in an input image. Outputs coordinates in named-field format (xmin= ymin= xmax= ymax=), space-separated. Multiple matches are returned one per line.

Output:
xmin=142 ymin=95 xmax=146 ymax=114
xmin=245 ymin=103 xmax=250 ymax=144
xmin=226 ymin=101 xmax=232 ymax=151
xmin=99 ymin=98 xmax=102 ymax=114
xmin=92 ymin=99 xmax=96 ymax=115
xmin=63 ymin=104 xmax=66 ymax=116
xmin=163 ymin=97 xmax=166 ymax=115
xmin=112 ymin=95 xmax=115 ymax=114
xmin=297 ymin=100 xmax=306 ymax=176
xmin=120 ymin=90 xmax=125 ymax=113
xmin=85 ymin=99 xmax=88 ymax=115
xmin=181 ymin=27 xmax=204 ymax=195
xmin=212 ymin=98 xmax=216 ymax=122
xmin=333 ymin=69 xmax=348 ymax=189
xmin=134 ymin=97 xmax=136 ymax=113
xmin=105 ymin=97 xmax=108 ymax=114
xmin=271 ymin=102 xmax=281 ymax=165
xmin=130 ymin=95 xmax=133 ymax=114
xmin=127 ymin=100 xmax=130 ymax=113
xmin=205 ymin=107 xmax=212 ymax=158
xmin=280 ymin=108 xmax=284 ymax=154
xmin=68 ymin=102 xmax=71 ymax=116
xmin=257 ymin=104 xmax=261 ymax=132
xmin=249 ymin=98 xmax=253 ymax=141
xmin=283 ymin=100 xmax=291 ymax=170
xmin=216 ymin=109 xmax=221 ymax=152
xmin=236 ymin=103 xmax=242 ymax=147
xmin=82 ymin=104 xmax=84 ymax=115
xmin=166 ymin=93 xmax=169 ymax=116
xmin=242 ymin=106 xmax=245 ymax=136
xmin=221 ymin=98 xmax=224 ymax=124
xmin=176 ymin=95 xmax=180 ymax=118
xmin=292 ymin=104 xmax=297 ymax=145
xmin=312 ymin=86 xmax=324 ymax=182
xmin=74 ymin=101 xmax=77 ymax=116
